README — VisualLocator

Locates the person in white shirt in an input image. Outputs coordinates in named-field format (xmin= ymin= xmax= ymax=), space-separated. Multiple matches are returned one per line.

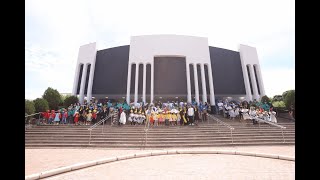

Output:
xmin=269 ymin=111 xmax=277 ymax=123
xmin=187 ymin=106 xmax=195 ymax=125
xmin=128 ymin=110 xmax=134 ymax=125
xmin=119 ymin=110 xmax=126 ymax=125
xmin=234 ymin=107 xmax=239 ymax=119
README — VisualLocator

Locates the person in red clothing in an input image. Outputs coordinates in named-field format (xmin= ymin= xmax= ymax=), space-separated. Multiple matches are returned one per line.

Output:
xmin=74 ymin=112 xmax=80 ymax=125
xmin=61 ymin=110 xmax=68 ymax=124
xmin=42 ymin=110 xmax=50 ymax=124
xmin=48 ymin=110 xmax=55 ymax=124
xmin=92 ymin=109 xmax=97 ymax=124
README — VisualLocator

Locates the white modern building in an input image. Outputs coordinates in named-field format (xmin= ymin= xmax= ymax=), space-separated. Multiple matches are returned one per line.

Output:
xmin=72 ymin=35 xmax=265 ymax=109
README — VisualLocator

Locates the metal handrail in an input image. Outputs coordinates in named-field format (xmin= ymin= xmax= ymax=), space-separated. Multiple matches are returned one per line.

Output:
xmin=250 ymin=116 xmax=287 ymax=143
xmin=25 ymin=110 xmax=60 ymax=118
xmin=25 ymin=112 xmax=43 ymax=126
xmin=207 ymin=114 xmax=234 ymax=143
xmin=88 ymin=114 xmax=111 ymax=144
xmin=25 ymin=112 xmax=42 ymax=117
xmin=25 ymin=111 xmax=66 ymax=125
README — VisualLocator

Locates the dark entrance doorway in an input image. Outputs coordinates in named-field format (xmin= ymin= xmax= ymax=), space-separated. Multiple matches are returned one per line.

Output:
xmin=154 ymin=56 xmax=187 ymax=102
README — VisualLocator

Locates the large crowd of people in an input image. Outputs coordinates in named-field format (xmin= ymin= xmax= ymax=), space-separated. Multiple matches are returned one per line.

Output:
xmin=38 ymin=98 xmax=279 ymax=126
xmin=38 ymin=100 xmax=211 ymax=126
xmin=217 ymin=99 xmax=278 ymax=124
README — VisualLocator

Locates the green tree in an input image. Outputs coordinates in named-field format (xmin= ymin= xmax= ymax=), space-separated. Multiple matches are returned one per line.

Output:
xmin=272 ymin=101 xmax=286 ymax=108
xmin=282 ymin=90 xmax=290 ymax=100
xmin=272 ymin=95 xmax=283 ymax=102
xmin=63 ymin=95 xmax=79 ymax=107
xmin=260 ymin=95 xmax=271 ymax=104
xmin=42 ymin=87 xmax=61 ymax=110
xmin=33 ymin=98 xmax=49 ymax=113
xmin=25 ymin=100 xmax=35 ymax=115
xmin=283 ymin=90 xmax=295 ymax=109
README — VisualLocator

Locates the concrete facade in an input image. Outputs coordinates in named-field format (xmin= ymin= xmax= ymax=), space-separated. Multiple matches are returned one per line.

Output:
xmin=72 ymin=35 xmax=265 ymax=105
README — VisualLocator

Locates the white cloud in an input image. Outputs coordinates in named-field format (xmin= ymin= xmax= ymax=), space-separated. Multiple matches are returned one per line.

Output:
xmin=25 ymin=0 xmax=294 ymax=100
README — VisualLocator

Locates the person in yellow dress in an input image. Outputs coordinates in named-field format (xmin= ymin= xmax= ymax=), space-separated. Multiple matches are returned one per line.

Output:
xmin=158 ymin=112 xmax=164 ymax=126
xmin=165 ymin=112 xmax=170 ymax=126
xmin=177 ymin=112 xmax=181 ymax=126
xmin=171 ymin=112 xmax=177 ymax=126
xmin=153 ymin=112 xmax=158 ymax=126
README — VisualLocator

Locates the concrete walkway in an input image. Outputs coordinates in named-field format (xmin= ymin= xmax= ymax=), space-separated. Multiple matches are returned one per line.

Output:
xmin=26 ymin=145 xmax=294 ymax=177
xmin=44 ymin=153 xmax=295 ymax=180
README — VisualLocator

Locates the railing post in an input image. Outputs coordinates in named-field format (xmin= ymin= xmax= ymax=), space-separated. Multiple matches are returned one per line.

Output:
xmin=102 ymin=120 xmax=104 ymax=134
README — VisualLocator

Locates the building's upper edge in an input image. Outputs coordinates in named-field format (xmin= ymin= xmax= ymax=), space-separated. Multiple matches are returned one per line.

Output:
xmin=209 ymin=46 xmax=240 ymax=53
xmin=97 ymin=44 xmax=241 ymax=53
xmin=81 ymin=35 xmax=256 ymax=53
xmin=97 ymin=45 xmax=130 ymax=53
xmin=131 ymin=34 xmax=208 ymax=39
xmin=239 ymin=44 xmax=256 ymax=49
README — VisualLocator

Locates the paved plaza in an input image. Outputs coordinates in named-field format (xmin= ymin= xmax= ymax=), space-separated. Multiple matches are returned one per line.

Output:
xmin=26 ymin=145 xmax=295 ymax=179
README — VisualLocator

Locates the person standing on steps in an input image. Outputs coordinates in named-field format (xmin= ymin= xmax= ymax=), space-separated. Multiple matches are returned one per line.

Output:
xmin=73 ymin=112 xmax=79 ymax=125
xmin=289 ymin=104 xmax=295 ymax=121
xmin=86 ymin=110 xmax=92 ymax=125
xmin=202 ymin=102 xmax=208 ymax=122
xmin=92 ymin=109 xmax=97 ymax=124
xmin=187 ymin=105 xmax=195 ymax=125
xmin=119 ymin=110 xmax=126 ymax=126
xmin=54 ymin=110 xmax=60 ymax=125
xmin=49 ymin=110 xmax=55 ymax=124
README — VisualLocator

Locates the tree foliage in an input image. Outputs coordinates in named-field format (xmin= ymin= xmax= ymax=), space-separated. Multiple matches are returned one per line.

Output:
xmin=272 ymin=101 xmax=286 ymax=108
xmin=63 ymin=95 xmax=79 ymax=107
xmin=33 ymin=98 xmax=49 ymax=113
xmin=272 ymin=95 xmax=283 ymax=102
xmin=282 ymin=90 xmax=290 ymax=100
xmin=25 ymin=100 xmax=35 ymax=115
xmin=283 ymin=90 xmax=295 ymax=109
xmin=42 ymin=87 xmax=61 ymax=110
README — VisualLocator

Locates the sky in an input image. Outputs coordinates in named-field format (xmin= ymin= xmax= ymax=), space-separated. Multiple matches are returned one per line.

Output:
xmin=25 ymin=0 xmax=294 ymax=100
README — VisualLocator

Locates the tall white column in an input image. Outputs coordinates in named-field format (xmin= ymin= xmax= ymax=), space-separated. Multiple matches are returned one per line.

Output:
xmin=79 ymin=64 xmax=88 ymax=104
xmin=86 ymin=63 xmax=96 ymax=102
xmin=249 ymin=64 xmax=259 ymax=100
xmin=243 ymin=65 xmax=253 ymax=101
xmin=193 ymin=64 xmax=199 ymax=104
xmin=134 ymin=64 xmax=139 ymax=103
xmin=186 ymin=62 xmax=192 ymax=103
xmin=200 ymin=64 xmax=207 ymax=103
xmin=72 ymin=63 xmax=81 ymax=95
xmin=126 ymin=63 xmax=132 ymax=103
xmin=254 ymin=64 xmax=265 ymax=96
xmin=206 ymin=64 xmax=216 ymax=105
xmin=150 ymin=62 xmax=154 ymax=104
xmin=142 ymin=63 xmax=146 ymax=103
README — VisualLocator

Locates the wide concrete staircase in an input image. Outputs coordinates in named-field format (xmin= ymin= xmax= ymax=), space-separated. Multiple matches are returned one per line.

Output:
xmin=25 ymin=115 xmax=295 ymax=148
